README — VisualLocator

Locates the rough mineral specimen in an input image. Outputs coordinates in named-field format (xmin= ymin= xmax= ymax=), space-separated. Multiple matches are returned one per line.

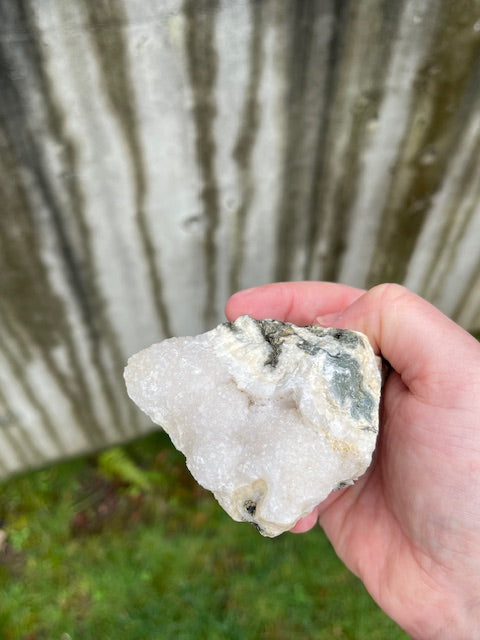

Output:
xmin=124 ymin=316 xmax=382 ymax=537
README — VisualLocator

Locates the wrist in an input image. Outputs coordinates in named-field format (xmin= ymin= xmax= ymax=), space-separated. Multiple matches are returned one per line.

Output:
xmin=404 ymin=592 xmax=480 ymax=640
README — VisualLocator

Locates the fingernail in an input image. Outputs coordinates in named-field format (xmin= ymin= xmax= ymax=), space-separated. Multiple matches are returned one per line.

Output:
xmin=315 ymin=312 xmax=342 ymax=327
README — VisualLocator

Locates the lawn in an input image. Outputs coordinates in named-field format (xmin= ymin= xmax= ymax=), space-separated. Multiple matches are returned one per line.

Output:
xmin=0 ymin=432 xmax=409 ymax=639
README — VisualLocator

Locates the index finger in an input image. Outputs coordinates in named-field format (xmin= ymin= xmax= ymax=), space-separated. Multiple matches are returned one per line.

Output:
xmin=316 ymin=283 xmax=480 ymax=405
xmin=225 ymin=281 xmax=365 ymax=326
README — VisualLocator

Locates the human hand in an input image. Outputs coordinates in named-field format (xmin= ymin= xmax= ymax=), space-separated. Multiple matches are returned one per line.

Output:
xmin=225 ymin=282 xmax=480 ymax=640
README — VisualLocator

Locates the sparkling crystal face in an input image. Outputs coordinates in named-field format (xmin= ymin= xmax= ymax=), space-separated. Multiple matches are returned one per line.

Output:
xmin=124 ymin=316 xmax=382 ymax=537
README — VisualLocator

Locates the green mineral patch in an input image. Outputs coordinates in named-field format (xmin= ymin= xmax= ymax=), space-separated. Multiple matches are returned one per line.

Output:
xmin=325 ymin=353 xmax=376 ymax=423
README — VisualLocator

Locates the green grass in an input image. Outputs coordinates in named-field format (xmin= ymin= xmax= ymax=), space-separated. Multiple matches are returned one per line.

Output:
xmin=0 ymin=432 xmax=409 ymax=640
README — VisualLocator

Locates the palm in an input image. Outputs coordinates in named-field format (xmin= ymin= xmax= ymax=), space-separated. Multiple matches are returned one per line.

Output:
xmin=319 ymin=372 xmax=469 ymax=628
xmin=226 ymin=281 xmax=480 ymax=638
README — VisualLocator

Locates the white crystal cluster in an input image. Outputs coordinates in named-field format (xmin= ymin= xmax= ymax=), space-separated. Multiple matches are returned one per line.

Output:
xmin=124 ymin=316 xmax=382 ymax=537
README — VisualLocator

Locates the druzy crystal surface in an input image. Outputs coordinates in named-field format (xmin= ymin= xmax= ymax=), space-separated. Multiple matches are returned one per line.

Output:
xmin=124 ymin=316 xmax=382 ymax=537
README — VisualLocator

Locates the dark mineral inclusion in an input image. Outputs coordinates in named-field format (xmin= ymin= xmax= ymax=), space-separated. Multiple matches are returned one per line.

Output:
xmin=224 ymin=319 xmax=375 ymax=424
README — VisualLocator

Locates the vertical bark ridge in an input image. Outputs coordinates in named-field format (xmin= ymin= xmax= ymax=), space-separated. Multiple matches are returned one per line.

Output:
xmin=308 ymin=0 xmax=403 ymax=282
xmin=0 ymin=385 xmax=41 ymax=469
xmin=274 ymin=0 xmax=328 ymax=281
xmin=1 ymin=1 xmax=137 ymax=439
xmin=367 ymin=0 xmax=480 ymax=286
xmin=229 ymin=0 xmax=264 ymax=294
xmin=183 ymin=0 xmax=221 ymax=327
xmin=81 ymin=0 xmax=172 ymax=339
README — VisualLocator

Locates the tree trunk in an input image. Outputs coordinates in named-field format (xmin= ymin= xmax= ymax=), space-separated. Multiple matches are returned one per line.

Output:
xmin=1 ymin=0 xmax=479 ymax=477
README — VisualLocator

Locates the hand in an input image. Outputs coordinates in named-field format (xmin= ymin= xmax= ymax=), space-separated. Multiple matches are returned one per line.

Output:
xmin=225 ymin=282 xmax=480 ymax=640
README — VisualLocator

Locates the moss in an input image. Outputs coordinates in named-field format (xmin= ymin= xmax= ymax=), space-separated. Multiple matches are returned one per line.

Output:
xmin=367 ymin=0 xmax=480 ymax=286
xmin=229 ymin=0 xmax=264 ymax=294
xmin=183 ymin=0 xmax=221 ymax=326
xmin=81 ymin=0 xmax=172 ymax=337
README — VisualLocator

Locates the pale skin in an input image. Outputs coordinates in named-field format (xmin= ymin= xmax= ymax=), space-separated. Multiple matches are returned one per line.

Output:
xmin=225 ymin=282 xmax=480 ymax=640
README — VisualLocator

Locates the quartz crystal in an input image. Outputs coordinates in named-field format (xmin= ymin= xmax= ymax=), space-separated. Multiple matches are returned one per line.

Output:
xmin=124 ymin=316 xmax=382 ymax=537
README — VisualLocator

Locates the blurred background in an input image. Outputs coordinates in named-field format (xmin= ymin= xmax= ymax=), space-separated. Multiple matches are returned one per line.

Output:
xmin=0 ymin=0 xmax=479 ymax=637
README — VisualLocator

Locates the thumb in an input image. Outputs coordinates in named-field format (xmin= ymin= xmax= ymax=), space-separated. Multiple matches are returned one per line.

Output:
xmin=316 ymin=283 xmax=480 ymax=405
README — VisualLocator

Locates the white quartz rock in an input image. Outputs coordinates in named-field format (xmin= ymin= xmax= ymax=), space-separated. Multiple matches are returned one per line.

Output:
xmin=124 ymin=316 xmax=382 ymax=537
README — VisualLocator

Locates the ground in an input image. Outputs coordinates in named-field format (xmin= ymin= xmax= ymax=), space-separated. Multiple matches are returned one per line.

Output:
xmin=0 ymin=432 xmax=409 ymax=640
